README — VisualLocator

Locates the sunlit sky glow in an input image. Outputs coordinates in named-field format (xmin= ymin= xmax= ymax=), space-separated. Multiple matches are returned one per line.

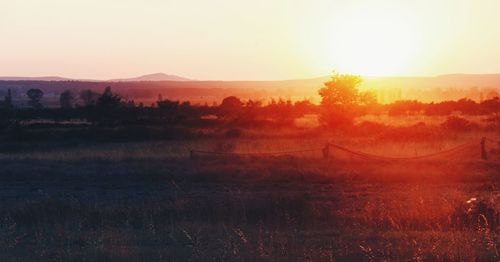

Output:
xmin=1 ymin=0 xmax=500 ymax=80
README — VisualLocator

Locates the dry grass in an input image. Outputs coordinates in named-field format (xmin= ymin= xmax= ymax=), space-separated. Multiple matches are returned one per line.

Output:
xmin=0 ymin=141 xmax=497 ymax=261
xmin=0 ymin=115 xmax=498 ymax=261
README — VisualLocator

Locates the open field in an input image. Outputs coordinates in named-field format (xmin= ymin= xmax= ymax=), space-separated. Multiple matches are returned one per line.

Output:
xmin=5 ymin=0 xmax=500 ymax=260
xmin=0 ymin=130 xmax=497 ymax=261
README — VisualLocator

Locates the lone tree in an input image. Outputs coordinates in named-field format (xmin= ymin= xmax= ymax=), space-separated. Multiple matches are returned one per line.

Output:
xmin=218 ymin=96 xmax=243 ymax=117
xmin=318 ymin=72 xmax=375 ymax=127
xmin=59 ymin=90 xmax=74 ymax=109
xmin=27 ymin=88 xmax=44 ymax=109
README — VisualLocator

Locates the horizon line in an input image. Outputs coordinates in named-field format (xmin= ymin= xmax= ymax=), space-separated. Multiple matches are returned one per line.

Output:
xmin=3 ymin=72 xmax=500 ymax=82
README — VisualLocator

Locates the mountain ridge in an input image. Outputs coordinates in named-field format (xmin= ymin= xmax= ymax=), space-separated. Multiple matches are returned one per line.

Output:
xmin=0 ymin=73 xmax=191 ymax=82
xmin=108 ymin=73 xmax=191 ymax=82
xmin=1 ymin=73 xmax=500 ymax=90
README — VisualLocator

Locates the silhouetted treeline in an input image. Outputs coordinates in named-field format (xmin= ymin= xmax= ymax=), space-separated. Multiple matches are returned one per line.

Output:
xmin=0 ymin=84 xmax=499 ymax=132
xmin=385 ymin=98 xmax=500 ymax=116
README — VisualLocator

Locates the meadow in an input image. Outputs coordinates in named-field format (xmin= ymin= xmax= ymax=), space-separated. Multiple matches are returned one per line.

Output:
xmin=4 ymin=0 xmax=500 ymax=260
xmin=0 ymin=113 xmax=497 ymax=261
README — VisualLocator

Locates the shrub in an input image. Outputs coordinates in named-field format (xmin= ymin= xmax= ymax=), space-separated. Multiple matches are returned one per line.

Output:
xmin=441 ymin=116 xmax=479 ymax=132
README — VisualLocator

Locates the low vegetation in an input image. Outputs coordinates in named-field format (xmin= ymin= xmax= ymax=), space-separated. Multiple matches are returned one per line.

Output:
xmin=0 ymin=141 xmax=497 ymax=261
xmin=0 ymin=73 xmax=497 ymax=260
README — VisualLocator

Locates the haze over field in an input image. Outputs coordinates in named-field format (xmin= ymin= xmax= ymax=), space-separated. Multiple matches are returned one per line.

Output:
xmin=1 ymin=73 xmax=499 ymax=103
xmin=0 ymin=1 xmax=499 ymax=261
xmin=3 ymin=73 xmax=500 ymax=90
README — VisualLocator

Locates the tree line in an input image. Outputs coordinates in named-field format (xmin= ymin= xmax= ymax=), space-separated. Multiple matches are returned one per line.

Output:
xmin=0 ymin=73 xmax=499 ymax=128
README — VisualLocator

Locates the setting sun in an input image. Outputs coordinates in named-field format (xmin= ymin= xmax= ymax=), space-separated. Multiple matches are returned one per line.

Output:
xmin=325 ymin=4 xmax=422 ymax=76
xmin=0 ymin=0 xmax=499 ymax=260
xmin=3 ymin=0 xmax=500 ymax=79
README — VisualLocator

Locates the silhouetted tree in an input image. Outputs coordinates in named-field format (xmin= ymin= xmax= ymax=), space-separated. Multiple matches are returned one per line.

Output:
xmin=318 ymin=73 xmax=364 ymax=127
xmin=388 ymin=100 xmax=424 ymax=116
xmin=294 ymin=99 xmax=315 ymax=112
xmin=3 ymin=89 xmax=13 ymax=110
xmin=219 ymin=96 xmax=243 ymax=117
xmin=59 ymin=90 xmax=74 ymax=109
xmin=27 ymin=89 xmax=43 ymax=109
xmin=79 ymin=89 xmax=100 ymax=106
xmin=85 ymin=87 xmax=122 ymax=126
xmin=245 ymin=99 xmax=262 ymax=108
xmin=480 ymin=97 xmax=500 ymax=114
xmin=179 ymin=101 xmax=198 ymax=118
xmin=0 ymin=89 xmax=13 ymax=129
xmin=266 ymin=98 xmax=295 ymax=125
xmin=123 ymin=100 xmax=136 ymax=108
xmin=97 ymin=86 xmax=121 ymax=109
xmin=157 ymin=97 xmax=179 ymax=112
xmin=238 ymin=99 xmax=263 ymax=123
xmin=157 ymin=96 xmax=180 ymax=122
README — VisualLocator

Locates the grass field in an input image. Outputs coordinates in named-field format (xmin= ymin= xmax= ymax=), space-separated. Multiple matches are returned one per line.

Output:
xmin=0 ymin=127 xmax=497 ymax=261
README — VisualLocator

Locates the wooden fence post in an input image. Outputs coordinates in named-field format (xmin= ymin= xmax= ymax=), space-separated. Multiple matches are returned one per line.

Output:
xmin=322 ymin=143 xmax=330 ymax=159
xmin=481 ymin=137 xmax=487 ymax=160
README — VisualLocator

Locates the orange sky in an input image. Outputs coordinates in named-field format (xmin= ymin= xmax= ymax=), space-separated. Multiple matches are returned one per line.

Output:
xmin=1 ymin=0 xmax=500 ymax=80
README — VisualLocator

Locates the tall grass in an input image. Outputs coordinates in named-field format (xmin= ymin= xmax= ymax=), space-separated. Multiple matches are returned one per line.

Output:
xmin=0 ymin=114 xmax=497 ymax=260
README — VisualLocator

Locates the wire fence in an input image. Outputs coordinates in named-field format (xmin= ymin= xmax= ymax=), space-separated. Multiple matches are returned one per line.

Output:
xmin=328 ymin=142 xmax=477 ymax=162
xmin=190 ymin=137 xmax=499 ymax=162
xmin=190 ymin=148 xmax=321 ymax=156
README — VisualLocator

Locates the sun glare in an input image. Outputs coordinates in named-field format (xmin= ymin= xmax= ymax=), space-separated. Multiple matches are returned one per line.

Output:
xmin=327 ymin=4 xmax=421 ymax=76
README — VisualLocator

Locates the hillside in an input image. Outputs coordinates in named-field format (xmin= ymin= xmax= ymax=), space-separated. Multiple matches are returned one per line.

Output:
xmin=109 ymin=73 xmax=191 ymax=82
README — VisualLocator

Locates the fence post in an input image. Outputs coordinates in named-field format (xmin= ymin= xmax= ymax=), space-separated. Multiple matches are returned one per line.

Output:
xmin=322 ymin=143 xmax=330 ymax=159
xmin=480 ymin=137 xmax=487 ymax=160
xmin=190 ymin=150 xmax=194 ymax=160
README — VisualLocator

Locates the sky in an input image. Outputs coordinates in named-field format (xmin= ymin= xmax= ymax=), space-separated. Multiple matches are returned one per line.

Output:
xmin=1 ymin=0 xmax=500 ymax=80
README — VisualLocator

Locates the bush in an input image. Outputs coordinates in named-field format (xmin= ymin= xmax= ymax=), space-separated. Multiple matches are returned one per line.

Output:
xmin=441 ymin=116 xmax=479 ymax=132
xmin=378 ymin=122 xmax=445 ymax=141
xmin=350 ymin=121 xmax=388 ymax=136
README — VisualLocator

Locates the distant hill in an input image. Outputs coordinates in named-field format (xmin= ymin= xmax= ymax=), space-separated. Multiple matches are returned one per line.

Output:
xmin=2 ymin=73 xmax=500 ymax=88
xmin=0 ymin=76 xmax=72 ymax=81
xmin=0 ymin=73 xmax=499 ymax=104
xmin=109 ymin=73 xmax=191 ymax=82
xmin=0 ymin=73 xmax=191 ymax=82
